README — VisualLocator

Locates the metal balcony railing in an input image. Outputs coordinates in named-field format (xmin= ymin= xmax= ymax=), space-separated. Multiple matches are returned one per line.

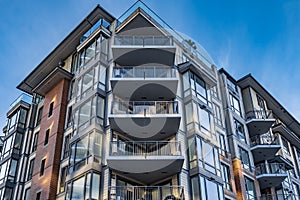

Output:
xmin=110 ymin=141 xmax=181 ymax=156
xmin=113 ymin=66 xmax=176 ymax=78
xmin=114 ymin=35 xmax=173 ymax=46
xmin=111 ymin=101 xmax=178 ymax=115
xmin=250 ymin=135 xmax=279 ymax=147
xmin=246 ymin=109 xmax=273 ymax=121
xmin=109 ymin=186 xmax=184 ymax=200
xmin=255 ymin=163 xmax=287 ymax=176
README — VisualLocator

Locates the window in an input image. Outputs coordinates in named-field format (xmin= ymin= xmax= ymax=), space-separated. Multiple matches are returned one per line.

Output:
xmin=36 ymin=106 xmax=43 ymax=126
xmin=189 ymin=72 xmax=211 ymax=107
xmin=59 ymin=167 xmax=68 ymax=193
xmin=32 ymin=132 xmax=39 ymax=153
xmin=198 ymin=108 xmax=211 ymax=135
xmin=221 ymin=164 xmax=232 ymax=191
xmin=211 ymin=86 xmax=218 ymax=99
xmin=257 ymin=94 xmax=265 ymax=110
xmin=189 ymin=137 xmax=221 ymax=175
xmin=227 ymin=78 xmax=238 ymax=92
xmin=40 ymin=159 xmax=46 ymax=176
xmin=36 ymin=191 xmax=41 ymax=200
xmin=66 ymin=106 xmax=73 ymax=128
xmin=48 ymin=102 xmax=54 ymax=117
xmin=239 ymin=147 xmax=251 ymax=171
xmin=234 ymin=119 xmax=246 ymax=143
xmin=44 ymin=129 xmax=50 ymax=146
xmin=3 ymin=187 xmax=13 ymax=200
xmin=245 ymin=177 xmax=256 ymax=200
xmin=229 ymin=93 xmax=241 ymax=116
xmin=282 ymin=137 xmax=290 ymax=155
xmin=191 ymin=175 xmax=224 ymax=200
xmin=63 ymin=135 xmax=71 ymax=159
xmin=27 ymin=159 xmax=35 ymax=181
xmin=218 ymin=133 xmax=227 ymax=157
xmin=24 ymin=188 xmax=30 ymax=200
xmin=69 ymin=131 xmax=102 ymax=173
xmin=293 ymin=183 xmax=300 ymax=200
xmin=213 ymin=103 xmax=222 ymax=127
xmin=65 ymin=172 xmax=100 ymax=200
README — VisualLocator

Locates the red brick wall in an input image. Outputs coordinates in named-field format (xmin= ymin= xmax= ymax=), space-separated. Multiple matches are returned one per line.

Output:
xmin=30 ymin=78 xmax=69 ymax=200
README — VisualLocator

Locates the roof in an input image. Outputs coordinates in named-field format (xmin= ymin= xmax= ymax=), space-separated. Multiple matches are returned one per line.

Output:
xmin=237 ymin=74 xmax=300 ymax=136
xmin=17 ymin=4 xmax=115 ymax=94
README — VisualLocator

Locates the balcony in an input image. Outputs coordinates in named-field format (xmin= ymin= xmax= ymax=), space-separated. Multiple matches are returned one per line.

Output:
xmin=250 ymin=135 xmax=280 ymax=163
xmin=255 ymin=163 xmax=288 ymax=190
xmin=107 ymin=141 xmax=184 ymax=184
xmin=9 ymin=93 xmax=32 ymax=112
xmin=112 ymin=35 xmax=175 ymax=66
xmin=111 ymin=66 xmax=178 ymax=100
xmin=109 ymin=101 xmax=180 ymax=140
xmin=245 ymin=110 xmax=275 ymax=136
xmin=109 ymin=186 xmax=184 ymax=200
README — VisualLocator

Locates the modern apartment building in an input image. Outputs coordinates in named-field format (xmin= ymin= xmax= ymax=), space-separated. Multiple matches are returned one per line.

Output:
xmin=1 ymin=1 xmax=300 ymax=200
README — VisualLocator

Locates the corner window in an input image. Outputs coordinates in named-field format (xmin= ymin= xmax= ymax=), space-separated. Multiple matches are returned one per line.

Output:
xmin=191 ymin=175 xmax=224 ymax=200
xmin=59 ymin=167 xmax=68 ymax=193
xmin=65 ymin=172 xmax=100 ymax=200
xmin=198 ymin=108 xmax=211 ymax=135
xmin=48 ymin=102 xmax=54 ymax=117
xmin=282 ymin=137 xmax=290 ymax=155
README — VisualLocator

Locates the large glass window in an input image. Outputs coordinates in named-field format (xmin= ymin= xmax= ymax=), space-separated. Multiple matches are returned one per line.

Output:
xmin=245 ymin=177 xmax=256 ymax=200
xmin=24 ymin=188 xmax=30 ymax=200
xmin=0 ymin=159 xmax=18 ymax=184
xmin=69 ymin=131 xmax=102 ymax=173
xmin=234 ymin=119 xmax=246 ymax=143
xmin=73 ymin=96 xmax=105 ymax=133
xmin=2 ymin=132 xmax=23 ymax=158
xmin=65 ymin=172 xmax=100 ymax=200
xmin=191 ymin=175 xmax=224 ymax=200
xmin=229 ymin=93 xmax=241 ymax=116
xmin=198 ymin=108 xmax=211 ymax=135
xmin=189 ymin=136 xmax=221 ymax=175
xmin=7 ymin=107 xmax=28 ymax=133
xmin=239 ymin=147 xmax=251 ymax=171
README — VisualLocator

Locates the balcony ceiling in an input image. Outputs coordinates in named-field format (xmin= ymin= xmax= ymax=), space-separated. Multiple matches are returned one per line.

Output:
xmin=246 ymin=119 xmax=275 ymax=136
xmin=109 ymin=115 xmax=181 ymax=140
xmin=110 ymin=79 xmax=178 ymax=101
xmin=107 ymin=156 xmax=184 ymax=184
xmin=250 ymin=144 xmax=281 ymax=163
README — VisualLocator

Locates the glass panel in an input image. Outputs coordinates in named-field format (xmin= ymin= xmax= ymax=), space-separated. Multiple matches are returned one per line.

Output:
xmin=79 ymin=100 xmax=91 ymax=126
xmin=72 ymin=176 xmax=85 ymax=200
xmin=191 ymin=176 xmax=200 ymax=200
xmin=199 ymin=108 xmax=210 ymax=135
xmin=91 ymin=173 xmax=100 ymax=199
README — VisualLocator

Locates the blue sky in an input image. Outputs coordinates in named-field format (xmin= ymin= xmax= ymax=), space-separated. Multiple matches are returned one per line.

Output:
xmin=0 ymin=0 xmax=300 ymax=128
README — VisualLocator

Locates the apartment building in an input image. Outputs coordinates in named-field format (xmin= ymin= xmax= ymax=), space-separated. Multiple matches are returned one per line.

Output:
xmin=0 ymin=1 xmax=300 ymax=200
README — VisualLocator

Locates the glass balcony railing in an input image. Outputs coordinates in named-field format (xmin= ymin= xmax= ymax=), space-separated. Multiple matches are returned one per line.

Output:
xmin=246 ymin=109 xmax=273 ymax=121
xmin=110 ymin=141 xmax=181 ymax=156
xmin=114 ymin=35 xmax=173 ymax=46
xmin=113 ymin=66 xmax=176 ymax=78
xmin=80 ymin=18 xmax=110 ymax=43
xmin=255 ymin=163 xmax=287 ymax=176
xmin=250 ymin=135 xmax=279 ymax=147
xmin=109 ymin=186 xmax=184 ymax=200
xmin=111 ymin=101 xmax=178 ymax=115
xmin=9 ymin=93 xmax=32 ymax=110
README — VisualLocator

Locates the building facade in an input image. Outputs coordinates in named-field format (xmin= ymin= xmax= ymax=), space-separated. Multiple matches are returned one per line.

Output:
xmin=0 ymin=1 xmax=300 ymax=200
